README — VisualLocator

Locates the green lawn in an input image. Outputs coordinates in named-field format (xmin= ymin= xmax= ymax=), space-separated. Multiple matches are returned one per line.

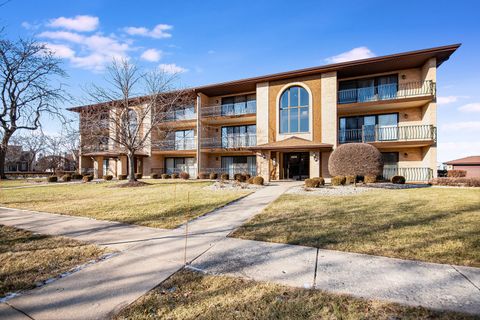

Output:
xmin=0 ymin=180 xmax=249 ymax=229
xmin=115 ymin=269 xmax=474 ymax=320
xmin=232 ymin=188 xmax=480 ymax=267
xmin=0 ymin=225 xmax=105 ymax=296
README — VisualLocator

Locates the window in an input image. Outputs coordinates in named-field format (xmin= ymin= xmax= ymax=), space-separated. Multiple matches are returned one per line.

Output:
xmin=103 ymin=159 xmax=109 ymax=175
xmin=221 ymin=94 xmax=256 ymax=116
xmin=221 ymin=156 xmax=256 ymax=177
xmin=338 ymin=75 xmax=398 ymax=104
xmin=167 ymin=104 xmax=195 ymax=121
xmin=127 ymin=109 xmax=137 ymax=136
xmin=339 ymin=113 xmax=398 ymax=143
xmin=279 ymin=86 xmax=309 ymax=133
xmin=165 ymin=157 xmax=196 ymax=176
xmin=174 ymin=130 xmax=195 ymax=150
xmin=221 ymin=125 xmax=256 ymax=148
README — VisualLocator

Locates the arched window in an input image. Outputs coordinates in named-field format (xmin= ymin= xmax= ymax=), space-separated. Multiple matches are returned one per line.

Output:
xmin=127 ymin=109 xmax=137 ymax=136
xmin=280 ymin=86 xmax=309 ymax=133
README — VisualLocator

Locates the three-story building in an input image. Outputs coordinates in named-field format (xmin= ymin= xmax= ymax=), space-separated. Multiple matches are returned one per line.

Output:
xmin=70 ymin=44 xmax=459 ymax=182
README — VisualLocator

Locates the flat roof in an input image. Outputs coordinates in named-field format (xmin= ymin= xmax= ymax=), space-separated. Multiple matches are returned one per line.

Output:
xmin=69 ymin=43 xmax=460 ymax=111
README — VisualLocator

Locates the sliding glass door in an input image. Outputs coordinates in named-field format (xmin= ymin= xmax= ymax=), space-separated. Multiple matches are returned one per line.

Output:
xmin=221 ymin=156 xmax=256 ymax=177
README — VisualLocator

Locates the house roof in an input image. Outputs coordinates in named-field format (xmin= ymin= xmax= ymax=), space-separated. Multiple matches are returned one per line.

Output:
xmin=444 ymin=156 xmax=480 ymax=165
xmin=68 ymin=44 xmax=460 ymax=112
xmin=248 ymin=136 xmax=333 ymax=151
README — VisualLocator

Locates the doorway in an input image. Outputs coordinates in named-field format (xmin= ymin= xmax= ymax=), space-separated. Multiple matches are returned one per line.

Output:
xmin=283 ymin=152 xmax=309 ymax=180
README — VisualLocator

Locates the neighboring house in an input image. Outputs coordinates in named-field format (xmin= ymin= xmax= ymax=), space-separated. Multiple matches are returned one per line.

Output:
xmin=36 ymin=153 xmax=77 ymax=173
xmin=444 ymin=156 xmax=480 ymax=177
xmin=5 ymin=145 xmax=35 ymax=172
xmin=70 ymin=44 xmax=459 ymax=182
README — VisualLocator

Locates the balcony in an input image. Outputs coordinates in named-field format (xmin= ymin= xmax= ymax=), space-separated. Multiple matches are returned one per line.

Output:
xmin=339 ymin=125 xmax=436 ymax=145
xmin=382 ymin=167 xmax=433 ymax=182
xmin=153 ymin=138 xmax=196 ymax=151
xmin=201 ymin=104 xmax=256 ymax=118
xmin=157 ymin=108 xmax=196 ymax=122
xmin=202 ymin=134 xmax=257 ymax=149
xmin=338 ymin=80 xmax=435 ymax=105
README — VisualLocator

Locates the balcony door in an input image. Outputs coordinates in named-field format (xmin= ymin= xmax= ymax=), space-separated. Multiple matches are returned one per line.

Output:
xmin=377 ymin=114 xmax=398 ymax=141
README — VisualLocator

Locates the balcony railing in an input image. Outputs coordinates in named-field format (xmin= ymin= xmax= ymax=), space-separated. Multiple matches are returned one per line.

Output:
xmin=81 ymin=144 xmax=110 ymax=153
xmin=201 ymin=166 xmax=257 ymax=177
xmin=339 ymin=125 xmax=436 ymax=144
xmin=201 ymin=104 xmax=256 ymax=118
xmin=338 ymin=80 xmax=435 ymax=104
xmin=157 ymin=109 xmax=196 ymax=122
xmin=382 ymin=167 xmax=433 ymax=182
xmin=202 ymin=134 xmax=257 ymax=149
xmin=153 ymin=138 xmax=196 ymax=151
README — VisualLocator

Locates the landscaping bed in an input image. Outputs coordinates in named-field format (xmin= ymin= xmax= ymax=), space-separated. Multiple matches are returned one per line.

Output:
xmin=232 ymin=188 xmax=480 ymax=267
xmin=0 ymin=181 xmax=250 ymax=229
xmin=115 ymin=269 xmax=474 ymax=320
xmin=0 ymin=225 xmax=106 ymax=298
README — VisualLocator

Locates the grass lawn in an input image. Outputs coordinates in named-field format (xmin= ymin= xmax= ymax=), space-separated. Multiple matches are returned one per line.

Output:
xmin=0 ymin=178 xmax=46 ymax=188
xmin=115 ymin=269 xmax=474 ymax=320
xmin=0 ymin=180 xmax=250 ymax=229
xmin=232 ymin=188 xmax=480 ymax=267
xmin=0 ymin=225 xmax=105 ymax=297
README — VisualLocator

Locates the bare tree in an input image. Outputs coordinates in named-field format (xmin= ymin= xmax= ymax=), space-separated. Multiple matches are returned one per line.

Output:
xmin=13 ymin=130 xmax=46 ymax=171
xmin=81 ymin=59 xmax=191 ymax=182
xmin=0 ymin=37 xmax=67 ymax=178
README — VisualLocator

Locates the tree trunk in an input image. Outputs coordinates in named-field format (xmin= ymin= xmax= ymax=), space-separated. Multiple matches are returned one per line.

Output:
xmin=127 ymin=152 xmax=135 ymax=182
xmin=0 ymin=147 xmax=6 ymax=179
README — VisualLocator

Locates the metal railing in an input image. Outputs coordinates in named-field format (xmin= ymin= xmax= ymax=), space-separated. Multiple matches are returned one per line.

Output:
xmin=81 ymin=144 xmax=110 ymax=153
xmin=202 ymin=134 xmax=257 ymax=148
xmin=338 ymin=80 xmax=435 ymax=104
xmin=339 ymin=125 xmax=436 ymax=144
xmin=151 ymin=165 xmax=197 ymax=177
xmin=157 ymin=109 xmax=196 ymax=122
xmin=382 ymin=167 xmax=433 ymax=182
xmin=201 ymin=166 xmax=257 ymax=177
xmin=152 ymin=138 xmax=196 ymax=151
xmin=201 ymin=104 xmax=256 ymax=118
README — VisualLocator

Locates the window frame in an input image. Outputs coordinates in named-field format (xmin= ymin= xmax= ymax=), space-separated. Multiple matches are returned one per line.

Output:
xmin=279 ymin=86 xmax=310 ymax=134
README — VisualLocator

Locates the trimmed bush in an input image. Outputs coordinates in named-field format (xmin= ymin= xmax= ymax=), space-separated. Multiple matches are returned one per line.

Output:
xmin=72 ymin=173 xmax=83 ymax=180
xmin=209 ymin=172 xmax=218 ymax=180
xmin=82 ymin=175 xmax=93 ymax=183
xmin=47 ymin=176 xmax=58 ymax=183
xmin=305 ymin=179 xmax=319 ymax=188
xmin=198 ymin=172 xmax=209 ymax=179
xmin=329 ymin=143 xmax=383 ymax=178
xmin=103 ymin=175 xmax=113 ymax=181
xmin=171 ymin=172 xmax=179 ymax=179
xmin=253 ymin=176 xmax=264 ymax=185
xmin=62 ymin=174 xmax=71 ymax=182
xmin=221 ymin=173 xmax=229 ymax=181
xmin=151 ymin=173 xmax=159 ymax=179
xmin=447 ymin=170 xmax=467 ymax=178
xmin=245 ymin=174 xmax=251 ymax=180
xmin=345 ymin=175 xmax=356 ymax=185
xmin=429 ymin=177 xmax=480 ymax=187
xmin=331 ymin=176 xmax=346 ymax=186
xmin=118 ymin=174 xmax=127 ymax=180
xmin=247 ymin=177 xmax=254 ymax=184
xmin=391 ymin=175 xmax=406 ymax=184
xmin=180 ymin=171 xmax=190 ymax=180
xmin=235 ymin=173 xmax=247 ymax=182
xmin=134 ymin=173 xmax=143 ymax=180
xmin=161 ymin=174 xmax=171 ymax=179
xmin=364 ymin=175 xmax=377 ymax=183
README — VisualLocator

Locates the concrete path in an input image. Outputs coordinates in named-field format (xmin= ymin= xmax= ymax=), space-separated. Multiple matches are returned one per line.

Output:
xmin=0 ymin=182 xmax=298 ymax=320
xmin=191 ymin=238 xmax=480 ymax=315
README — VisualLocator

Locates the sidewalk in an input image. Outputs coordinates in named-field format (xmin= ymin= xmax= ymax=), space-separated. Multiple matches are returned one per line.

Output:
xmin=0 ymin=182 xmax=298 ymax=320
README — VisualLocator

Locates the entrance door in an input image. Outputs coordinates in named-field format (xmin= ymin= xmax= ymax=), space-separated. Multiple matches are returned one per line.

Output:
xmin=283 ymin=152 xmax=309 ymax=180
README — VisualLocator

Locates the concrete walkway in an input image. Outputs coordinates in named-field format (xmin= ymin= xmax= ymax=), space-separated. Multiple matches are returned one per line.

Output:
xmin=0 ymin=182 xmax=298 ymax=320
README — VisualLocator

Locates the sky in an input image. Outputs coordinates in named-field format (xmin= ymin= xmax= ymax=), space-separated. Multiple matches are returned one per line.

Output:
xmin=1 ymin=0 xmax=479 ymax=163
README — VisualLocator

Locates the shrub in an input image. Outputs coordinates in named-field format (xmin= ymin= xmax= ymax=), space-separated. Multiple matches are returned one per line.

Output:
xmin=329 ymin=143 xmax=383 ymax=178
xmin=209 ymin=172 xmax=218 ymax=180
xmin=331 ymin=176 xmax=346 ymax=186
xmin=429 ymin=177 xmax=480 ymax=187
xmin=391 ymin=175 xmax=406 ymax=184
xmin=247 ymin=177 xmax=254 ymax=184
xmin=82 ymin=175 xmax=93 ymax=183
xmin=305 ymin=179 xmax=319 ymax=188
xmin=134 ymin=173 xmax=143 ymax=180
xmin=180 ymin=171 xmax=190 ymax=180
xmin=62 ymin=174 xmax=71 ymax=182
xmin=253 ymin=176 xmax=264 ymax=185
xmin=221 ymin=173 xmax=229 ymax=180
xmin=118 ymin=174 xmax=127 ymax=180
xmin=235 ymin=173 xmax=247 ymax=182
xmin=447 ymin=170 xmax=467 ymax=178
xmin=364 ymin=175 xmax=377 ymax=183
xmin=198 ymin=172 xmax=209 ymax=179
xmin=47 ymin=176 xmax=58 ymax=183
xmin=345 ymin=175 xmax=356 ymax=185
xmin=151 ymin=173 xmax=159 ymax=179
xmin=72 ymin=173 xmax=83 ymax=180
xmin=313 ymin=177 xmax=325 ymax=186
xmin=161 ymin=174 xmax=170 ymax=179
xmin=245 ymin=174 xmax=251 ymax=180
xmin=171 ymin=172 xmax=179 ymax=179
xmin=103 ymin=175 xmax=113 ymax=181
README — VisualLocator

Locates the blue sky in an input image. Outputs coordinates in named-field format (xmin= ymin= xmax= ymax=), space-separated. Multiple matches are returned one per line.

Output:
xmin=2 ymin=0 xmax=479 ymax=163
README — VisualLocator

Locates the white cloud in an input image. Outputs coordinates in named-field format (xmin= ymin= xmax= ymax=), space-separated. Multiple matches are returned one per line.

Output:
xmin=44 ymin=43 xmax=75 ymax=58
xmin=458 ymin=103 xmax=480 ymax=113
xmin=140 ymin=49 xmax=162 ymax=62
xmin=158 ymin=63 xmax=187 ymax=74
xmin=21 ymin=21 xmax=40 ymax=30
xmin=442 ymin=121 xmax=480 ymax=132
xmin=325 ymin=47 xmax=375 ymax=63
xmin=437 ymin=96 xmax=459 ymax=105
xmin=438 ymin=141 xmax=480 ymax=163
xmin=39 ymin=31 xmax=85 ymax=43
xmin=48 ymin=15 xmax=99 ymax=32
xmin=124 ymin=24 xmax=173 ymax=39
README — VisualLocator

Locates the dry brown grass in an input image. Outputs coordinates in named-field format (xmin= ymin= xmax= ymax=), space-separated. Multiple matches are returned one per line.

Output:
xmin=233 ymin=188 xmax=480 ymax=267
xmin=0 ymin=225 xmax=106 ymax=296
xmin=115 ymin=270 xmax=475 ymax=320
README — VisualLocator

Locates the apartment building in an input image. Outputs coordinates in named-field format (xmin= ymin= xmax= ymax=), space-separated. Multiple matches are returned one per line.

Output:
xmin=71 ymin=44 xmax=459 ymax=182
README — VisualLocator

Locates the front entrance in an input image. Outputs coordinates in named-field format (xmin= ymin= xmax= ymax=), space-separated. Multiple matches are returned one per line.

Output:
xmin=283 ymin=152 xmax=309 ymax=180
